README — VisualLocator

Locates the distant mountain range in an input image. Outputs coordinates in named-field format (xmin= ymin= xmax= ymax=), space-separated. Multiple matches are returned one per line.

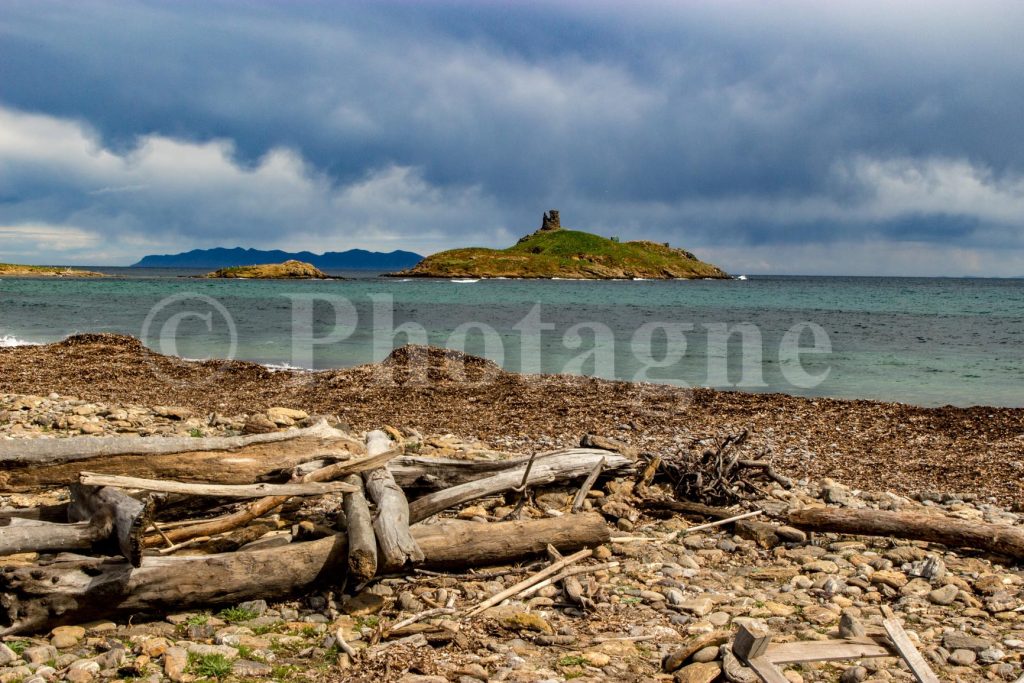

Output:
xmin=131 ymin=247 xmax=424 ymax=270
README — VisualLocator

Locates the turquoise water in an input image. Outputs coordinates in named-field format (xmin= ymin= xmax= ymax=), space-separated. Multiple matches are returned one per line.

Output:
xmin=1 ymin=270 xmax=1022 ymax=407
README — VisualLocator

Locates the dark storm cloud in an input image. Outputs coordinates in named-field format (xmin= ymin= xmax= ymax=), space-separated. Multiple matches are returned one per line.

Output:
xmin=1 ymin=0 xmax=1023 ymax=274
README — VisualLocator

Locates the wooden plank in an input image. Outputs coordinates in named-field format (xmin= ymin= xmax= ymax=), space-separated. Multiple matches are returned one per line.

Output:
xmin=882 ymin=619 xmax=940 ymax=683
xmin=746 ymin=656 xmax=789 ymax=683
xmin=80 ymin=472 xmax=356 ymax=497
xmin=733 ymin=622 xmax=772 ymax=661
xmin=765 ymin=638 xmax=891 ymax=664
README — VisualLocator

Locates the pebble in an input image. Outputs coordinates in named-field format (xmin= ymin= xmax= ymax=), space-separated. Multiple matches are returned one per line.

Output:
xmin=678 ymin=597 xmax=714 ymax=617
xmin=163 ymin=647 xmax=188 ymax=682
xmin=927 ymin=584 xmax=959 ymax=605
xmin=673 ymin=661 xmax=721 ymax=683
xmin=0 ymin=644 xmax=18 ymax=667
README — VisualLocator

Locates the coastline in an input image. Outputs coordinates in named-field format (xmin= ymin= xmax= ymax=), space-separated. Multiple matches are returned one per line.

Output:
xmin=1 ymin=333 xmax=1021 ymax=508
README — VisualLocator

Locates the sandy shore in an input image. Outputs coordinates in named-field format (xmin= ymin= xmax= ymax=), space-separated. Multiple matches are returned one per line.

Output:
xmin=1 ymin=333 xmax=1021 ymax=509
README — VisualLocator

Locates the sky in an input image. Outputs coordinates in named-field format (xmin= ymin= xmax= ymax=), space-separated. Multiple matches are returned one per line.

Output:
xmin=2 ymin=1 xmax=1024 ymax=275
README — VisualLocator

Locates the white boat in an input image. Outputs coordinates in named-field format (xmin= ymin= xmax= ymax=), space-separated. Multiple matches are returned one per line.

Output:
xmin=451 ymin=278 xmax=479 ymax=283
xmin=737 ymin=275 xmax=748 ymax=280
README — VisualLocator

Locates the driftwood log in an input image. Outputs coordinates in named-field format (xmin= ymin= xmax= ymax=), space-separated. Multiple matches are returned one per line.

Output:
xmin=68 ymin=485 xmax=152 ymax=566
xmin=78 ymin=472 xmax=356 ymax=498
xmin=788 ymin=506 xmax=1024 ymax=560
xmin=140 ymin=445 xmax=404 ymax=548
xmin=0 ymin=519 xmax=102 ymax=557
xmin=0 ymin=421 xmax=361 ymax=491
xmin=0 ymin=513 xmax=609 ymax=635
xmin=341 ymin=474 xmax=377 ymax=582
xmin=363 ymin=431 xmax=423 ymax=571
xmin=408 ymin=449 xmax=632 ymax=523
xmin=0 ymin=486 xmax=151 ymax=564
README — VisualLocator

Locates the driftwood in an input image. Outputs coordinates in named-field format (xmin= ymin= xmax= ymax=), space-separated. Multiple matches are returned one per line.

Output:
xmin=0 ymin=486 xmax=151 ymax=565
xmin=408 ymin=449 xmax=632 ymax=523
xmin=0 ymin=513 xmax=609 ymax=635
xmin=341 ymin=474 xmax=377 ymax=582
xmin=68 ymin=485 xmax=152 ymax=566
xmin=640 ymin=498 xmax=739 ymax=520
xmin=788 ymin=506 xmax=1024 ymax=560
xmin=363 ymin=431 xmax=423 ymax=571
xmin=140 ymin=446 xmax=398 ymax=548
xmin=0 ymin=519 xmax=101 ymax=556
xmin=0 ymin=421 xmax=361 ymax=491
xmin=0 ymin=504 xmax=68 ymax=523
xmin=79 ymin=472 xmax=356 ymax=498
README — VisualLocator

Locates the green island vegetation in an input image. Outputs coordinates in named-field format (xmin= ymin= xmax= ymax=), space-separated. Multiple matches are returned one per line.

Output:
xmin=390 ymin=210 xmax=727 ymax=279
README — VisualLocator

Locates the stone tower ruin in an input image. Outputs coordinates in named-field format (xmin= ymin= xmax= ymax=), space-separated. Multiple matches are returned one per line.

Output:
xmin=540 ymin=210 xmax=561 ymax=232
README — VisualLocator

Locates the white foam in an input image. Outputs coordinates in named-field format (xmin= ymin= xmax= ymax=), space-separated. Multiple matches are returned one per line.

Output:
xmin=0 ymin=334 xmax=38 ymax=347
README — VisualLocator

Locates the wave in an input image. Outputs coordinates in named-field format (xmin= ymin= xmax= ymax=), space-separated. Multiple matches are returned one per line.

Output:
xmin=0 ymin=334 xmax=39 ymax=347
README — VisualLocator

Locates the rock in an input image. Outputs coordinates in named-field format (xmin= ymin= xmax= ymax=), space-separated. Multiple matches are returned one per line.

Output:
xmin=342 ymin=590 xmax=386 ymax=616
xmin=692 ymin=646 xmax=719 ymax=663
xmin=496 ymin=611 xmax=553 ymax=634
xmin=22 ymin=645 xmax=57 ymax=666
xmin=163 ymin=647 xmax=188 ymax=682
xmin=243 ymin=413 xmax=277 ymax=434
xmin=822 ymin=484 xmax=851 ymax=505
xmin=928 ymin=584 xmax=959 ymax=605
xmin=665 ymin=588 xmax=686 ymax=606
xmin=776 ymin=526 xmax=807 ymax=543
xmin=237 ymin=599 xmax=268 ymax=616
xmin=93 ymin=646 xmax=125 ymax=670
xmin=839 ymin=666 xmax=867 ymax=682
xmin=233 ymin=659 xmax=273 ymax=677
xmin=986 ymin=591 xmax=1018 ymax=613
xmin=678 ymin=597 xmax=714 ymax=617
xmin=457 ymin=505 xmax=489 ymax=520
xmin=582 ymin=652 xmax=610 ymax=667
xmin=185 ymin=643 xmax=238 ymax=659
xmin=948 ymin=648 xmax=976 ymax=666
xmin=869 ymin=570 xmax=907 ymax=589
xmin=734 ymin=520 xmax=781 ymax=548
xmin=802 ymin=560 xmax=839 ymax=574
xmin=662 ymin=632 xmax=729 ymax=673
xmin=51 ymin=625 xmax=86 ymax=649
xmin=802 ymin=605 xmax=839 ymax=626
xmin=918 ymin=555 xmax=946 ymax=581
xmin=140 ymin=637 xmax=169 ymax=658
xmin=942 ymin=631 xmax=992 ymax=653
xmin=977 ymin=647 xmax=1005 ymax=664
xmin=0 ymin=644 xmax=19 ymax=666
xmin=673 ymin=661 xmax=721 ymax=683
xmin=839 ymin=612 xmax=866 ymax=638
xmin=708 ymin=611 xmax=731 ymax=627
xmin=455 ymin=663 xmax=490 ymax=680
xmin=153 ymin=405 xmax=191 ymax=420
xmin=267 ymin=407 xmax=308 ymax=423
xmin=974 ymin=574 xmax=1007 ymax=594
xmin=721 ymin=649 xmax=759 ymax=683
xmin=66 ymin=660 xmax=100 ymax=683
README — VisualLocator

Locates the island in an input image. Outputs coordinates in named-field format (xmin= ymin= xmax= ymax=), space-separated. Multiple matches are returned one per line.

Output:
xmin=0 ymin=263 xmax=104 ymax=278
xmin=388 ymin=211 xmax=728 ymax=279
xmin=133 ymin=247 xmax=422 ymax=270
xmin=200 ymin=260 xmax=330 ymax=279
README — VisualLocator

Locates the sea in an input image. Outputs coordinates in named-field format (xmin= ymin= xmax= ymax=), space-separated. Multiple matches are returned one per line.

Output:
xmin=1 ymin=269 xmax=1022 ymax=408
